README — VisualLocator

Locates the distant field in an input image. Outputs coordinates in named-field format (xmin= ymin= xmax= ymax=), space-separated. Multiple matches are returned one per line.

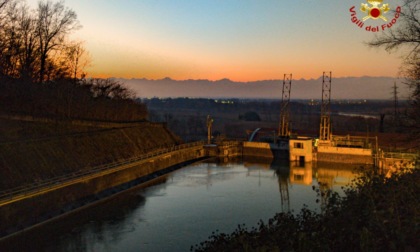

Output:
xmin=144 ymin=98 xmax=409 ymax=144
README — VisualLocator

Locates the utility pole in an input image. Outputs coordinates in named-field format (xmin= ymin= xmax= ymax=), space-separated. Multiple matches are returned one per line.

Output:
xmin=207 ymin=115 xmax=213 ymax=144
xmin=278 ymin=74 xmax=292 ymax=137
xmin=320 ymin=71 xmax=332 ymax=141
xmin=392 ymin=81 xmax=399 ymax=130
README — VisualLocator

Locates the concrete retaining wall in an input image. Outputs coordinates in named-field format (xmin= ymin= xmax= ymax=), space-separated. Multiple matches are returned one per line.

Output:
xmin=204 ymin=142 xmax=243 ymax=158
xmin=0 ymin=145 xmax=205 ymax=238
xmin=243 ymin=142 xmax=273 ymax=159
xmin=317 ymin=146 xmax=373 ymax=164
xmin=317 ymin=153 xmax=373 ymax=164
xmin=318 ymin=146 xmax=372 ymax=156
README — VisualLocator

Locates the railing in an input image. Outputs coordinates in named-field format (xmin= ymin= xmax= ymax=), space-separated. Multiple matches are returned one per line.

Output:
xmin=381 ymin=151 xmax=418 ymax=160
xmin=0 ymin=141 xmax=205 ymax=204
xmin=214 ymin=140 xmax=243 ymax=147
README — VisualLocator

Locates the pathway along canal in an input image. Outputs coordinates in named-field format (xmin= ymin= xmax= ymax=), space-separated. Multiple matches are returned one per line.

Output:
xmin=0 ymin=158 xmax=360 ymax=252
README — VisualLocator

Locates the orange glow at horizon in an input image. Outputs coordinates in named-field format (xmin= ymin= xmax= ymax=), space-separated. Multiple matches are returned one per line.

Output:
xmin=83 ymin=35 xmax=401 ymax=82
xmin=86 ymin=55 xmax=400 ymax=82
xmin=69 ymin=0 xmax=404 ymax=83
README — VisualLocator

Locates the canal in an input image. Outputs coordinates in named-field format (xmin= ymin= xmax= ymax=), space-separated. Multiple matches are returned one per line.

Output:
xmin=0 ymin=158 xmax=358 ymax=252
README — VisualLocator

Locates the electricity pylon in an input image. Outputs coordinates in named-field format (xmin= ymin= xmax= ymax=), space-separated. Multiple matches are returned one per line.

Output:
xmin=278 ymin=74 xmax=292 ymax=137
xmin=320 ymin=72 xmax=332 ymax=141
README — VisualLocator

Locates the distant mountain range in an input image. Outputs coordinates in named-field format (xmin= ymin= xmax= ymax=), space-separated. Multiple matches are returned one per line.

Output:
xmin=118 ymin=76 xmax=411 ymax=100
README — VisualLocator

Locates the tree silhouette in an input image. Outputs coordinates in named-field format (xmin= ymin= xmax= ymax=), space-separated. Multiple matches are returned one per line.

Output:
xmin=36 ymin=0 xmax=80 ymax=83
xmin=0 ymin=0 xmax=148 ymax=121
xmin=367 ymin=0 xmax=420 ymax=145
xmin=0 ymin=0 xmax=81 ymax=82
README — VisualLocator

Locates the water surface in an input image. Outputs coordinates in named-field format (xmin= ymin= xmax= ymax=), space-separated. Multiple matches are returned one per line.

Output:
xmin=1 ymin=159 xmax=358 ymax=252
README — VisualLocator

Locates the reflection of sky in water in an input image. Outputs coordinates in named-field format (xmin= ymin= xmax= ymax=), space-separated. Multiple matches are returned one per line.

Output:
xmin=1 ymin=160 xmax=359 ymax=252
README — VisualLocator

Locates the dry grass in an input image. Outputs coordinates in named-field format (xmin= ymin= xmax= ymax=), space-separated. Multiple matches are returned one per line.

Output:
xmin=0 ymin=119 xmax=181 ymax=190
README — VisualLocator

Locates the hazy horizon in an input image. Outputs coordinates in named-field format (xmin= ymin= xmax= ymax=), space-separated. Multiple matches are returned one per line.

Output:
xmin=119 ymin=76 xmax=410 ymax=100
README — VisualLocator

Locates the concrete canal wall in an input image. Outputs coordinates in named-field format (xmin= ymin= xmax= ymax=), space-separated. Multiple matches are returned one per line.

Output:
xmin=242 ymin=142 xmax=288 ymax=159
xmin=0 ymin=143 xmax=206 ymax=238
xmin=0 ymin=116 xmax=199 ymax=238
xmin=205 ymin=141 xmax=243 ymax=158
xmin=243 ymin=142 xmax=273 ymax=158
xmin=317 ymin=146 xmax=373 ymax=164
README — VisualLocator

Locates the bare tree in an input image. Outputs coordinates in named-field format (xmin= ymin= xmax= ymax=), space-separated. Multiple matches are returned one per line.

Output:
xmin=367 ymin=0 xmax=420 ymax=145
xmin=36 ymin=0 xmax=80 ymax=83
xmin=0 ymin=0 xmax=11 ymax=36
xmin=0 ymin=0 xmax=13 ymax=23
xmin=402 ymin=55 xmax=420 ymax=146
xmin=14 ymin=3 xmax=39 ymax=80
xmin=64 ymin=40 xmax=90 ymax=80
xmin=89 ymin=78 xmax=135 ymax=100
xmin=367 ymin=0 xmax=420 ymax=57
xmin=1 ymin=0 xmax=80 ymax=82
xmin=0 ymin=0 xmax=10 ymax=51
xmin=0 ymin=0 xmax=10 ymax=9
xmin=0 ymin=0 xmax=16 ymax=77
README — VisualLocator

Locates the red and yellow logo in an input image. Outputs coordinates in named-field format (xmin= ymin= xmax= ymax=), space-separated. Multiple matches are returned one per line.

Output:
xmin=350 ymin=0 xmax=401 ymax=32
xmin=360 ymin=0 xmax=390 ymax=21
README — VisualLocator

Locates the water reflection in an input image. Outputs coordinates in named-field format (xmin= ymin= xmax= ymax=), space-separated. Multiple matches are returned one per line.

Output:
xmin=290 ymin=160 xmax=313 ymax=185
xmin=0 ymin=159 xmax=361 ymax=252
xmin=314 ymin=162 xmax=359 ymax=190
xmin=289 ymin=161 xmax=360 ymax=190
xmin=274 ymin=163 xmax=291 ymax=213
xmin=0 ymin=177 xmax=167 ymax=252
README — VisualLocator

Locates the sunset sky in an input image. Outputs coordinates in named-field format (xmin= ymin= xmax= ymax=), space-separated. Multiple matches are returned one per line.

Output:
xmin=27 ymin=0 xmax=406 ymax=81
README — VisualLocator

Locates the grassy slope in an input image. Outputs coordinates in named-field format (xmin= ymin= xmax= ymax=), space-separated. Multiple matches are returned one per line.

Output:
xmin=0 ymin=119 xmax=181 ymax=190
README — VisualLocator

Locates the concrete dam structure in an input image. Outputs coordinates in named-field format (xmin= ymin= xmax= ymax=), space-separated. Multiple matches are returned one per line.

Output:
xmin=244 ymin=127 xmax=417 ymax=175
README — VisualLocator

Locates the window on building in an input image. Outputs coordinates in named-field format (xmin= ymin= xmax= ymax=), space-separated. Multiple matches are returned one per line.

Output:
xmin=294 ymin=174 xmax=304 ymax=181
xmin=294 ymin=142 xmax=304 ymax=149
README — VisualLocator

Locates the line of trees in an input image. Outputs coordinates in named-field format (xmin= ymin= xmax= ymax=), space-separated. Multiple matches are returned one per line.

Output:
xmin=0 ymin=0 xmax=147 ymax=121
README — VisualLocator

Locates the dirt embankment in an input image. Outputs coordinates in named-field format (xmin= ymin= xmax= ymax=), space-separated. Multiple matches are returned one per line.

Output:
xmin=0 ymin=118 xmax=182 ymax=190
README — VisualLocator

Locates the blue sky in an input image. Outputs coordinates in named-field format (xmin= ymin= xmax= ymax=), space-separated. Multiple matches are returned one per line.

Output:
xmin=25 ymin=0 xmax=405 ymax=81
